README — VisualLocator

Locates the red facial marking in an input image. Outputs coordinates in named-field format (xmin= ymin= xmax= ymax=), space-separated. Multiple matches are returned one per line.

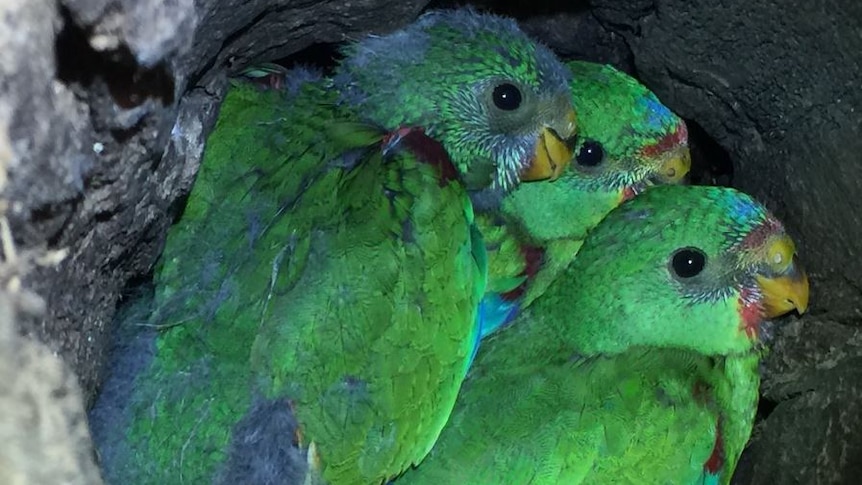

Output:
xmin=738 ymin=217 xmax=782 ymax=251
xmin=738 ymin=286 xmax=763 ymax=339
xmin=639 ymin=122 xmax=688 ymax=158
xmin=622 ymin=185 xmax=638 ymax=202
xmin=500 ymin=244 xmax=545 ymax=302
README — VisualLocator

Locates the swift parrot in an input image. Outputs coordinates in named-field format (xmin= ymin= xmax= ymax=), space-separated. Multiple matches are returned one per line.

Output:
xmin=397 ymin=185 xmax=810 ymax=485
xmin=477 ymin=60 xmax=692 ymax=339
xmin=89 ymin=8 xmax=578 ymax=485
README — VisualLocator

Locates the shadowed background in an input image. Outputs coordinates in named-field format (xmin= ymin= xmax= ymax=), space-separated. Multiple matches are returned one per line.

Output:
xmin=0 ymin=0 xmax=859 ymax=482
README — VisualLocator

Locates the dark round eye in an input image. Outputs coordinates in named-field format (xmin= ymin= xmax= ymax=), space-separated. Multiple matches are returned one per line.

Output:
xmin=576 ymin=140 xmax=604 ymax=167
xmin=670 ymin=248 xmax=707 ymax=278
xmin=492 ymin=83 xmax=522 ymax=111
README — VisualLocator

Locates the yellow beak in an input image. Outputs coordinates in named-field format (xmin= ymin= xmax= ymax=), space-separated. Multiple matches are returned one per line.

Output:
xmin=520 ymin=107 xmax=577 ymax=182
xmin=755 ymin=255 xmax=810 ymax=318
xmin=657 ymin=146 xmax=692 ymax=184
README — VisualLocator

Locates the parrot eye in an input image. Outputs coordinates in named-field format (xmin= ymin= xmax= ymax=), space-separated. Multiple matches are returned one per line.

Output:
xmin=492 ymin=83 xmax=523 ymax=111
xmin=670 ymin=247 xmax=707 ymax=279
xmin=576 ymin=140 xmax=605 ymax=167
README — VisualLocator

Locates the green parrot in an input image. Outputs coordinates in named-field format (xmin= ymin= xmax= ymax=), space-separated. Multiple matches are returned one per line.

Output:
xmin=397 ymin=185 xmax=810 ymax=485
xmin=476 ymin=60 xmax=692 ymax=339
xmin=89 ymin=8 xmax=577 ymax=485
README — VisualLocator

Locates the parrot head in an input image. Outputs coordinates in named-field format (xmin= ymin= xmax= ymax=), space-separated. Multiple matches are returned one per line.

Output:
xmin=566 ymin=61 xmax=691 ymax=200
xmin=499 ymin=61 xmax=692 ymax=242
xmin=333 ymin=8 xmax=578 ymax=196
xmin=558 ymin=185 xmax=809 ymax=357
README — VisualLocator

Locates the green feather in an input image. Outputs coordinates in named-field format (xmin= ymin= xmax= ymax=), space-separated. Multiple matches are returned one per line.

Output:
xmin=334 ymin=9 xmax=577 ymax=192
xmin=111 ymin=78 xmax=485 ymax=485
xmin=477 ymin=60 xmax=691 ymax=337
xmin=324 ymin=120 xmax=389 ymax=151
xmin=93 ymin=8 xmax=580 ymax=485
xmin=398 ymin=185 xmax=800 ymax=485
xmin=239 ymin=62 xmax=292 ymax=80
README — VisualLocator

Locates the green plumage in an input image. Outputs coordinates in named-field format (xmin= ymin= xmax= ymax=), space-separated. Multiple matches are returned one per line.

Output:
xmin=399 ymin=185 xmax=805 ymax=484
xmin=477 ymin=60 xmax=691 ymax=337
xmin=125 ymin=78 xmax=483 ymax=485
xmin=90 ymin=8 xmax=579 ymax=485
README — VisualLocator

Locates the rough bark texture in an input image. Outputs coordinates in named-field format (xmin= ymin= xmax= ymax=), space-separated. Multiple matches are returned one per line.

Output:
xmin=736 ymin=317 xmax=862 ymax=484
xmin=1 ymin=0 xmax=431 ymax=409
xmin=1 ymin=0 xmax=859 ymax=482
xmin=582 ymin=2 xmax=862 ymax=483
xmin=0 ymin=58 xmax=101 ymax=482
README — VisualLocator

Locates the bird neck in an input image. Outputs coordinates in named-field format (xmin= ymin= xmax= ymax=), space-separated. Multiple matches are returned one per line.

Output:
xmin=500 ymin=179 xmax=621 ymax=243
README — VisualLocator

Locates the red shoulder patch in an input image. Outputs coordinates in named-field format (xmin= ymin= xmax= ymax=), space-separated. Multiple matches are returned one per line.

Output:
xmin=500 ymin=244 xmax=545 ymax=301
xmin=385 ymin=126 xmax=458 ymax=187
xmin=704 ymin=425 xmax=725 ymax=474
xmin=691 ymin=380 xmax=725 ymax=475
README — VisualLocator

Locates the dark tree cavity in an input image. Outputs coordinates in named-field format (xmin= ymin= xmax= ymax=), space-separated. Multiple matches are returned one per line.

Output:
xmin=1 ymin=0 xmax=859 ymax=483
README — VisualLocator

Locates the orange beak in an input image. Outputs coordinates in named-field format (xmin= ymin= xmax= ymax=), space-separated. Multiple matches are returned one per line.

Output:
xmin=520 ymin=107 xmax=577 ymax=182
xmin=755 ymin=255 xmax=810 ymax=318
